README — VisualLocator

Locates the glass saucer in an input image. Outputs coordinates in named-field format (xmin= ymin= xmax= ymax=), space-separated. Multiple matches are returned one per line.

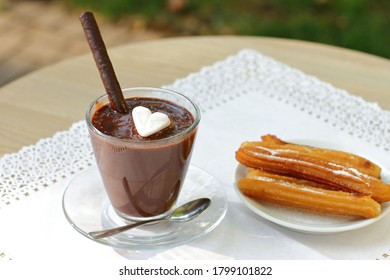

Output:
xmin=62 ymin=165 xmax=227 ymax=250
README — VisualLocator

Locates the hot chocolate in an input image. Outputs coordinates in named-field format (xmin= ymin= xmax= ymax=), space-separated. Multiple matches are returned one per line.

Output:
xmin=86 ymin=88 xmax=200 ymax=220
xmin=92 ymin=97 xmax=194 ymax=141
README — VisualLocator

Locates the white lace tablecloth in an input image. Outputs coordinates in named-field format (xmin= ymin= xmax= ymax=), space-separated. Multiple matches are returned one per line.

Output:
xmin=1 ymin=49 xmax=390 ymax=261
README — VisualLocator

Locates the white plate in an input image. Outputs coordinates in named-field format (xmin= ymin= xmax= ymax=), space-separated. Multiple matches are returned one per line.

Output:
xmin=233 ymin=140 xmax=390 ymax=234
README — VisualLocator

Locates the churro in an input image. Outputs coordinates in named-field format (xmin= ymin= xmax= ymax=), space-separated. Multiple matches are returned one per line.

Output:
xmin=260 ymin=134 xmax=381 ymax=178
xmin=238 ymin=169 xmax=381 ymax=218
xmin=235 ymin=135 xmax=390 ymax=202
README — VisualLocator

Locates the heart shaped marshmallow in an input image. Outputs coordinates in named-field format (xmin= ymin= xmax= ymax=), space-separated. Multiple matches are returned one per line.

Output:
xmin=132 ymin=106 xmax=171 ymax=137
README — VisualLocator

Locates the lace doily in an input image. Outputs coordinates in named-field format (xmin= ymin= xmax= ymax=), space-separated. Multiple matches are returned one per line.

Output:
xmin=166 ymin=50 xmax=390 ymax=150
xmin=1 ymin=49 xmax=389 ymax=209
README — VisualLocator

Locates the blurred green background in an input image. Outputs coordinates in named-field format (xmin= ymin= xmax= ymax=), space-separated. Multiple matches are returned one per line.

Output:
xmin=65 ymin=0 xmax=390 ymax=59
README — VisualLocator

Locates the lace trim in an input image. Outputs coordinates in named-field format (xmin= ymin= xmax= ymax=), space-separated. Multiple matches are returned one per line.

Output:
xmin=166 ymin=49 xmax=390 ymax=150
xmin=0 ymin=121 xmax=93 ymax=207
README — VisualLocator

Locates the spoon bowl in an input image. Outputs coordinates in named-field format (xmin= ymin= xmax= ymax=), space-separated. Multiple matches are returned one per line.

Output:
xmin=89 ymin=198 xmax=211 ymax=239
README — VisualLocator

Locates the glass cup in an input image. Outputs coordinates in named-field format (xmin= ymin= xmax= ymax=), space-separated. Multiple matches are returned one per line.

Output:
xmin=86 ymin=87 xmax=200 ymax=221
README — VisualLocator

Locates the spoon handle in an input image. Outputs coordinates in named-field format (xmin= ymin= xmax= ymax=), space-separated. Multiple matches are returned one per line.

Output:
xmin=89 ymin=218 xmax=159 ymax=239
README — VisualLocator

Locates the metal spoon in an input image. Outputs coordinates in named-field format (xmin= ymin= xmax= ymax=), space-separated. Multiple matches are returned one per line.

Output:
xmin=89 ymin=198 xmax=211 ymax=239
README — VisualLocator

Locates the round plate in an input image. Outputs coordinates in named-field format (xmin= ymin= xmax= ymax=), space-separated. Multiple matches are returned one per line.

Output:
xmin=233 ymin=140 xmax=390 ymax=234
xmin=63 ymin=165 xmax=227 ymax=250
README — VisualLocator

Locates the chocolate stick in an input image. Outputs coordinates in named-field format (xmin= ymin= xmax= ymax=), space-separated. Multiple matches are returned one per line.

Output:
xmin=79 ymin=11 xmax=128 ymax=113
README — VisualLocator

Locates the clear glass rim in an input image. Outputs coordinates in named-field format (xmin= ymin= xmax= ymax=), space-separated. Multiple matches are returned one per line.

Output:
xmin=86 ymin=87 xmax=201 ymax=145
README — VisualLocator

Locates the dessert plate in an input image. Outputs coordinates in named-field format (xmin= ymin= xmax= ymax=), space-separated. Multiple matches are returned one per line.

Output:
xmin=233 ymin=140 xmax=390 ymax=234
xmin=63 ymin=165 xmax=227 ymax=250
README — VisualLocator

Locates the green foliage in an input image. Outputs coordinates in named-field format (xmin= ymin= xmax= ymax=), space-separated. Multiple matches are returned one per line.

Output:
xmin=67 ymin=0 xmax=390 ymax=58
xmin=0 ymin=0 xmax=9 ymax=11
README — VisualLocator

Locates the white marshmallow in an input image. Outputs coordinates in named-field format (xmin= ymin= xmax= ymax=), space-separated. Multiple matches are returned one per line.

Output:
xmin=132 ymin=106 xmax=171 ymax=137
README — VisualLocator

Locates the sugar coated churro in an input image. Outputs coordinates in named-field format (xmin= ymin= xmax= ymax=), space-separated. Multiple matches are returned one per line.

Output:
xmin=260 ymin=135 xmax=382 ymax=178
xmin=235 ymin=135 xmax=390 ymax=202
xmin=238 ymin=169 xmax=381 ymax=219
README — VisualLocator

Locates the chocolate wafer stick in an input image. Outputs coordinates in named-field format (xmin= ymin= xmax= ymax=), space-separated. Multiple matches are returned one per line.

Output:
xmin=79 ymin=11 xmax=128 ymax=113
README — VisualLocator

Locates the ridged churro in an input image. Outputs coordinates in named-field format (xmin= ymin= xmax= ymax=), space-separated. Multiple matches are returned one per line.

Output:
xmin=235 ymin=135 xmax=390 ymax=202
xmin=260 ymin=135 xmax=381 ymax=178
xmin=238 ymin=169 xmax=381 ymax=218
